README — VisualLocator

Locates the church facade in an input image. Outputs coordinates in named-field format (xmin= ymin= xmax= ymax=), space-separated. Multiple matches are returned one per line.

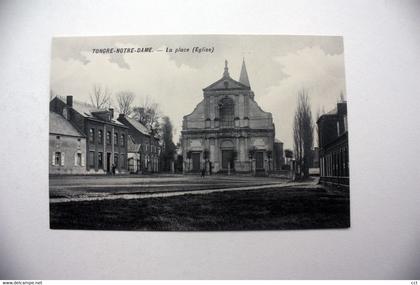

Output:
xmin=181 ymin=60 xmax=277 ymax=174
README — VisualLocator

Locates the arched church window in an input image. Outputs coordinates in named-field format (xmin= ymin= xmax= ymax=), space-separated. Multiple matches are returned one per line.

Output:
xmin=219 ymin=97 xmax=234 ymax=127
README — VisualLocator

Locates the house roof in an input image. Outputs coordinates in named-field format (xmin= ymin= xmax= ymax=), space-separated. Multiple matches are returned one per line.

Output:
xmin=325 ymin=107 xmax=338 ymax=115
xmin=49 ymin=111 xmax=84 ymax=137
xmin=317 ymin=107 xmax=338 ymax=124
xmin=127 ymin=135 xmax=141 ymax=152
xmin=56 ymin=96 xmax=125 ymax=126
xmin=123 ymin=116 xmax=151 ymax=136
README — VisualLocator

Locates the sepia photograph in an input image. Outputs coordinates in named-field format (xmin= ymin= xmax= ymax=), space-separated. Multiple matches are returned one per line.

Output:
xmin=4 ymin=0 xmax=420 ymax=281
xmin=49 ymin=35 xmax=350 ymax=231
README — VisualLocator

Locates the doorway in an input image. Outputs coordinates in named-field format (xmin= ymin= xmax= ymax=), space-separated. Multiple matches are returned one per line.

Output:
xmin=222 ymin=150 xmax=234 ymax=170
xmin=106 ymin=152 xmax=111 ymax=173
xmin=255 ymin=151 xmax=264 ymax=170
xmin=191 ymin=152 xmax=201 ymax=172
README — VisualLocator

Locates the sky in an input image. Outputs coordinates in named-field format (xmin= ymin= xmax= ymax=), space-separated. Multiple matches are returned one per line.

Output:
xmin=50 ymin=35 xmax=346 ymax=150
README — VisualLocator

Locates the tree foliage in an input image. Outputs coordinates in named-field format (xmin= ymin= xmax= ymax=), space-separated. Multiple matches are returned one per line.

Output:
xmin=293 ymin=89 xmax=314 ymax=179
xmin=160 ymin=116 xmax=177 ymax=171
xmin=132 ymin=97 xmax=161 ymax=135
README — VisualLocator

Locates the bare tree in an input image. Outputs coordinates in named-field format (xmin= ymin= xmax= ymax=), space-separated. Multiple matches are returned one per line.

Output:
xmin=315 ymin=107 xmax=323 ymax=147
xmin=132 ymin=96 xmax=161 ymax=135
xmin=293 ymin=89 xmax=314 ymax=179
xmin=116 ymin=91 xmax=135 ymax=116
xmin=89 ymin=84 xmax=112 ymax=109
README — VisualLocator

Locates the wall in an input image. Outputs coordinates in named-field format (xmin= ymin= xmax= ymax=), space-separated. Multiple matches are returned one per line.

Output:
xmin=248 ymin=99 xmax=273 ymax=129
xmin=49 ymin=135 xmax=86 ymax=175
xmin=183 ymin=100 xmax=205 ymax=129
xmin=85 ymin=120 xmax=128 ymax=173
xmin=1 ymin=0 xmax=420 ymax=280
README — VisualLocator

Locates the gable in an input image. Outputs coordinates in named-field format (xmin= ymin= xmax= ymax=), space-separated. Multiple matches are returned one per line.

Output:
xmin=203 ymin=77 xmax=250 ymax=91
xmin=123 ymin=116 xmax=150 ymax=136
xmin=183 ymin=100 xmax=205 ymax=129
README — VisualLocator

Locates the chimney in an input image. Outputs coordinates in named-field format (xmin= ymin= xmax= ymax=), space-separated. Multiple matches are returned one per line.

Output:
xmin=66 ymin=95 xmax=73 ymax=107
xmin=118 ymin=113 xmax=125 ymax=120
xmin=337 ymin=102 xmax=347 ymax=116
xmin=109 ymin=108 xmax=114 ymax=119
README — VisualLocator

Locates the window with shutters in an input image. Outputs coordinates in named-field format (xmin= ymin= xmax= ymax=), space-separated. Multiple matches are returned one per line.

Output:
xmin=54 ymin=152 xmax=61 ymax=166
xmin=77 ymin=153 xmax=82 ymax=166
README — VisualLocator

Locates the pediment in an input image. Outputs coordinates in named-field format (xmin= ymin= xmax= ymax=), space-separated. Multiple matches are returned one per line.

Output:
xmin=203 ymin=76 xmax=250 ymax=91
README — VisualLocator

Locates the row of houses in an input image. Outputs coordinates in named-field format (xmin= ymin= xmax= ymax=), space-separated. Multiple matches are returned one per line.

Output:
xmin=317 ymin=101 xmax=349 ymax=188
xmin=49 ymin=96 xmax=160 ymax=175
xmin=50 ymin=94 xmax=348 ymax=181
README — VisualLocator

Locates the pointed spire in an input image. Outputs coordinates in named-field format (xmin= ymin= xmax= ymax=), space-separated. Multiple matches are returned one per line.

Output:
xmin=223 ymin=59 xmax=230 ymax=78
xmin=239 ymin=58 xmax=250 ymax=87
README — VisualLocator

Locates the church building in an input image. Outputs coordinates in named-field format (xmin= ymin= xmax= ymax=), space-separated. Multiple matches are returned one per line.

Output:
xmin=181 ymin=60 xmax=277 ymax=174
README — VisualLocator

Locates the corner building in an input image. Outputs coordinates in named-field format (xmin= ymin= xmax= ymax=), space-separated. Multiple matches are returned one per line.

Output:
xmin=181 ymin=60 xmax=276 ymax=174
xmin=50 ymin=96 xmax=128 ymax=174
xmin=317 ymin=101 xmax=349 ymax=187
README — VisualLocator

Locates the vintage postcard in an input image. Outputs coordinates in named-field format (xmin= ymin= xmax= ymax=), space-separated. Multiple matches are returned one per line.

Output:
xmin=49 ymin=35 xmax=349 ymax=231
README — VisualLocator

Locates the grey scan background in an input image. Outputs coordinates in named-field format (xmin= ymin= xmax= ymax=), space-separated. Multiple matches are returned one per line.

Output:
xmin=0 ymin=0 xmax=420 ymax=280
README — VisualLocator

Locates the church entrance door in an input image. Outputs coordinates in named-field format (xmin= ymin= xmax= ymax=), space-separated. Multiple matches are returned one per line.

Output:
xmin=191 ymin=152 xmax=201 ymax=172
xmin=222 ymin=150 xmax=234 ymax=170
xmin=255 ymin=151 xmax=264 ymax=170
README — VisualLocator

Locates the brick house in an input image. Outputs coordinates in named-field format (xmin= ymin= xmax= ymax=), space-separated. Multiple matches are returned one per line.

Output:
xmin=117 ymin=114 xmax=161 ymax=173
xmin=126 ymin=135 xmax=141 ymax=173
xmin=317 ymin=101 xmax=349 ymax=187
xmin=49 ymin=111 xmax=86 ymax=174
xmin=50 ymin=96 xmax=129 ymax=174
